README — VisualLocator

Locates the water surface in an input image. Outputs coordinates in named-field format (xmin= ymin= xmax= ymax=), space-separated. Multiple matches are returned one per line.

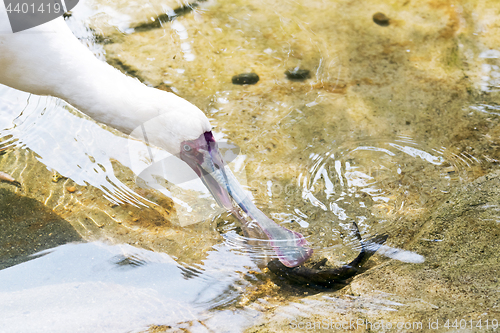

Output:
xmin=1 ymin=0 xmax=500 ymax=331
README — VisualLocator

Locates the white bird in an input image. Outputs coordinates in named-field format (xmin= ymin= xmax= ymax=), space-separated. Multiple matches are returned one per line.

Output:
xmin=0 ymin=7 xmax=312 ymax=267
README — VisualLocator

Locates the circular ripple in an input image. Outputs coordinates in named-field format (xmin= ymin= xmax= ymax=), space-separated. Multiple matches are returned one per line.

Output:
xmin=214 ymin=135 xmax=488 ymax=263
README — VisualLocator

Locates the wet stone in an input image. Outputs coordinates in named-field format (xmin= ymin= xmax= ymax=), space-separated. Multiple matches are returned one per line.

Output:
xmin=232 ymin=73 xmax=260 ymax=85
xmin=285 ymin=68 xmax=311 ymax=81
xmin=372 ymin=12 xmax=390 ymax=26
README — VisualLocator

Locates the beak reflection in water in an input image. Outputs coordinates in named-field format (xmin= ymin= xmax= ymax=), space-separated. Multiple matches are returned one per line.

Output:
xmin=180 ymin=131 xmax=313 ymax=267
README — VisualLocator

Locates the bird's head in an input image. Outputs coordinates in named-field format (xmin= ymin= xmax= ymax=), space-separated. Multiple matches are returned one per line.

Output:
xmin=144 ymin=92 xmax=213 ymax=156
xmin=135 ymin=91 xmax=234 ymax=210
xmin=137 ymin=91 xmax=312 ymax=267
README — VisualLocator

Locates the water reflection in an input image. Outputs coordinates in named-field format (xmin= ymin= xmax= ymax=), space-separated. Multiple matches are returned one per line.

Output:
xmin=0 ymin=86 xmax=143 ymax=205
xmin=0 ymin=84 xmax=233 ymax=221
xmin=0 ymin=242 xmax=259 ymax=332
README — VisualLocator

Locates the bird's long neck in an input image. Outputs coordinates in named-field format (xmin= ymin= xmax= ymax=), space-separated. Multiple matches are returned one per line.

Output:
xmin=55 ymin=56 xmax=156 ymax=135
xmin=0 ymin=18 xmax=157 ymax=134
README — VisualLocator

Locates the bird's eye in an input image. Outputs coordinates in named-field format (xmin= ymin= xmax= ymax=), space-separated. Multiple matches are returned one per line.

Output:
xmin=183 ymin=144 xmax=192 ymax=152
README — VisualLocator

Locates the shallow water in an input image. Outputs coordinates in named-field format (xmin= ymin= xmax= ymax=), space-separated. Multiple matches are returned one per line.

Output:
xmin=1 ymin=0 xmax=500 ymax=331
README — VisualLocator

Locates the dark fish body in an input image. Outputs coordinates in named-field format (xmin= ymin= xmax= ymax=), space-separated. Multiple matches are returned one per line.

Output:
xmin=268 ymin=232 xmax=388 ymax=288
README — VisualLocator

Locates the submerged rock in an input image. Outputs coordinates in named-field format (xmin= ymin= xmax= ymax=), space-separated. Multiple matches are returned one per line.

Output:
xmin=373 ymin=12 xmax=390 ymax=26
xmin=232 ymin=73 xmax=260 ymax=85
xmin=285 ymin=67 xmax=311 ymax=81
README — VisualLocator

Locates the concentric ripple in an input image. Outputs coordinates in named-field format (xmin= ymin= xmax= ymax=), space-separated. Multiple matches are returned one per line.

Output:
xmin=214 ymin=135 xmax=488 ymax=265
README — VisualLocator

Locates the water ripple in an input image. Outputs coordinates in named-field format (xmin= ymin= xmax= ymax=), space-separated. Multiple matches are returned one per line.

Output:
xmin=214 ymin=136 xmax=488 ymax=264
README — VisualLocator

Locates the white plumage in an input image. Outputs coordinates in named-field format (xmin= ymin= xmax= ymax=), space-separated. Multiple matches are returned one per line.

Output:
xmin=0 ymin=10 xmax=210 ymax=155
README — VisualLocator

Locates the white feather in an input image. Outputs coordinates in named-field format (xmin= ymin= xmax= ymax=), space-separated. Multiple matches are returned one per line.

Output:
xmin=0 ymin=3 xmax=211 ymax=154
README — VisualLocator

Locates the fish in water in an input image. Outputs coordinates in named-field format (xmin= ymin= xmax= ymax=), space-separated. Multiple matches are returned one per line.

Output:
xmin=267 ymin=222 xmax=388 ymax=288
xmin=0 ymin=171 xmax=21 ymax=188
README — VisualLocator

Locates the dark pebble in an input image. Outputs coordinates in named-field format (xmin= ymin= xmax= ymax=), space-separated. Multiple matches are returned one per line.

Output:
xmin=373 ymin=12 xmax=390 ymax=26
xmin=285 ymin=68 xmax=311 ymax=81
xmin=232 ymin=73 xmax=259 ymax=85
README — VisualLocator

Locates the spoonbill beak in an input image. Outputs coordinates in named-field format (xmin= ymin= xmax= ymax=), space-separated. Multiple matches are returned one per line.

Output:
xmin=180 ymin=131 xmax=313 ymax=267
xmin=180 ymin=132 xmax=234 ymax=211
